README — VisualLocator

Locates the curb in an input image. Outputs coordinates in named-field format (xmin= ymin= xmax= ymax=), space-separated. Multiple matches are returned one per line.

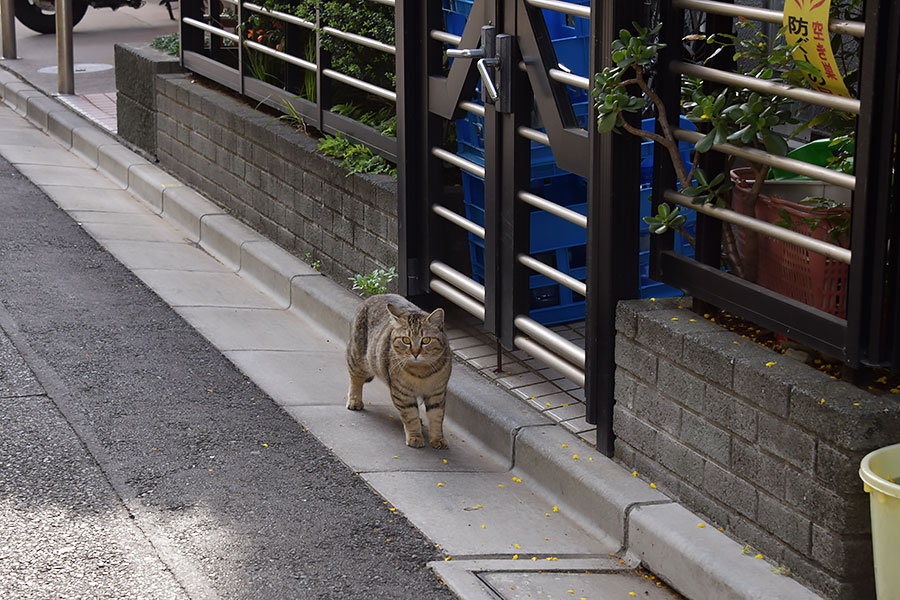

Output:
xmin=0 ymin=71 xmax=824 ymax=600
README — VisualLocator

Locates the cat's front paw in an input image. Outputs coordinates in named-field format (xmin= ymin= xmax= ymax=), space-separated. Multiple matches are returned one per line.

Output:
xmin=429 ymin=437 xmax=448 ymax=449
xmin=406 ymin=434 xmax=426 ymax=448
xmin=346 ymin=395 xmax=364 ymax=410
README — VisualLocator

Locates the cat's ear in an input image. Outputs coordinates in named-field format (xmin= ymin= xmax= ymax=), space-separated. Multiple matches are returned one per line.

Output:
xmin=426 ymin=307 xmax=445 ymax=329
xmin=386 ymin=303 xmax=406 ymax=325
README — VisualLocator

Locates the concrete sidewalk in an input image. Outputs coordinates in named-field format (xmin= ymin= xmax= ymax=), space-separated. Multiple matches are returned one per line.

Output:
xmin=0 ymin=67 xmax=823 ymax=600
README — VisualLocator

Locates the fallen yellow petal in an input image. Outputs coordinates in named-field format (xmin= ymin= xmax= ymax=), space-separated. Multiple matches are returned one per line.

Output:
xmin=697 ymin=523 xmax=706 ymax=528
xmin=444 ymin=556 xmax=452 ymax=561
xmin=514 ymin=543 xmax=520 ymax=549
xmin=498 ymin=484 xmax=504 ymax=488
xmin=650 ymin=483 xmax=657 ymax=489
xmin=437 ymin=483 xmax=445 ymax=487
xmin=572 ymin=455 xmax=579 ymax=460
xmin=513 ymin=554 xmax=518 ymax=560
xmin=755 ymin=554 xmax=764 ymax=559
xmin=632 ymin=471 xmax=638 ymax=477
xmin=765 ymin=361 xmax=776 ymax=367
xmin=553 ymin=506 xmax=559 ymax=513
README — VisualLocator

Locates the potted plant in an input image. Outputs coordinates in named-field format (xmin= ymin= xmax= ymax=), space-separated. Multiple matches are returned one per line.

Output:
xmin=592 ymin=7 xmax=859 ymax=315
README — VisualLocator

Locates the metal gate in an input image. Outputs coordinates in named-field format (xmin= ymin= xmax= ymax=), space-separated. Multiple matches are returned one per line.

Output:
xmin=395 ymin=0 xmax=645 ymax=455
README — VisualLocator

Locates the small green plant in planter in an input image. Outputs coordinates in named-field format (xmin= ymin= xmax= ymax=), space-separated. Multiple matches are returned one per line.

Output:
xmin=150 ymin=32 xmax=180 ymax=56
xmin=350 ymin=267 xmax=397 ymax=297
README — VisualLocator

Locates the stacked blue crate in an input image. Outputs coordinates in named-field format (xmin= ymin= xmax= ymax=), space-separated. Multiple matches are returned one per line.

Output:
xmin=442 ymin=0 xmax=696 ymax=324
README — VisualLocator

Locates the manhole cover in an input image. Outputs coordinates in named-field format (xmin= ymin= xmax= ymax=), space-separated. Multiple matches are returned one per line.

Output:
xmin=37 ymin=63 xmax=113 ymax=74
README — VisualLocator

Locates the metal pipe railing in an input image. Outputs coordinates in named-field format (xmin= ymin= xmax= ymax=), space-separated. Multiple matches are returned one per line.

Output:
xmin=431 ymin=147 xmax=486 ymax=178
xmin=674 ymin=129 xmax=856 ymax=190
xmin=431 ymin=30 xmax=461 ymax=45
xmin=514 ymin=315 xmax=586 ymax=369
xmin=518 ymin=254 xmax=587 ymax=297
xmin=664 ymin=190 xmax=852 ymax=264
xmin=525 ymin=0 xmax=589 ymax=19
xmin=243 ymin=3 xmax=315 ymax=29
xmin=183 ymin=17 xmax=241 ymax=42
xmin=517 ymin=126 xmax=550 ymax=146
xmin=322 ymin=68 xmax=396 ymax=101
xmin=517 ymin=191 xmax=587 ymax=228
xmin=432 ymin=204 xmax=485 ymax=238
xmin=672 ymin=0 xmax=865 ymax=37
xmin=548 ymin=68 xmax=589 ymax=90
xmin=367 ymin=0 xmax=394 ymax=6
xmin=460 ymin=100 xmax=485 ymax=117
xmin=323 ymin=26 xmax=396 ymax=55
xmin=672 ymin=62 xmax=861 ymax=114
xmin=514 ymin=336 xmax=585 ymax=387
xmin=245 ymin=40 xmax=317 ymax=72
xmin=430 ymin=261 xmax=485 ymax=302
xmin=430 ymin=279 xmax=485 ymax=320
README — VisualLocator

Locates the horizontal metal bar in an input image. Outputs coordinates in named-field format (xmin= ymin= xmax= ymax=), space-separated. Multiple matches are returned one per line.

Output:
xmin=517 ymin=190 xmax=586 ymax=228
xmin=183 ymin=50 xmax=241 ymax=89
xmin=513 ymin=336 xmax=585 ymax=387
xmin=673 ymin=129 xmax=856 ymax=190
xmin=321 ymin=110 xmax=397 ymax=161
xmin=243 ymin=3 xmax=314 ymax=29
xmin=322 ymin=69 xmax=397 ymax=101
xmin=514 ymin=315 xmax=585 ymax=368
xmin=432 ymin=204 xmax=485 ymax=238
xmin=460 ymin=100 xmax=485 ymax=117
xmin=664 ymin=190 xmax=852 ymax=264
xmin=323 ymin=26 xmax=396 ymax=55
xmin=367 ymin=0 xmax=394 ymax=6
xmin=672 ymin=62 xmax=860 ymax=114
xmin=431 ymin=147 xmax=486 ymax=178
xmin=430 ymin=279 xmax=485 ymax=321
xmin=661 ymin=252 xmax=847 ymax=356
xmin=182 ymin=17 xmax=240 ymax=43
xmin=672 ymin=0 xmax=865 ymax=37
xmin=525 ymin=0 xmax=590 ymax=19
xmin=517 ymin=126 xmax=550 ymax=146
xmin=518 ymin=254 xmax=587 ymax=296
xmin=245 ymin=40 xmax=317 ymax=72
xmin=431 ymin=30 xmax=462 ymax=45
xmin=430 ymin=261 xmax=485 ymax=302
xmin=218 ymin=0 xmax=237 ymax=5
xmin=548 ymin=68 xmax=589 ymax=90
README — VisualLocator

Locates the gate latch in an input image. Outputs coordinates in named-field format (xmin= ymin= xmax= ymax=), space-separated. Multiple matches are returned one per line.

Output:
xmin=446 ymin=26 xmax=514 ymax=112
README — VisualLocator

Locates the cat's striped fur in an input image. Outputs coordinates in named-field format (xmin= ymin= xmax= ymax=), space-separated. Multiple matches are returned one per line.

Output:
xmin=346 ymin=294 xmax=452 ymax=448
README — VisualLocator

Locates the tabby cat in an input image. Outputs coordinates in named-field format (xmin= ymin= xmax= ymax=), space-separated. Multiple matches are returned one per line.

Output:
xmin=346 ymin=294 xmax=452 ymax=449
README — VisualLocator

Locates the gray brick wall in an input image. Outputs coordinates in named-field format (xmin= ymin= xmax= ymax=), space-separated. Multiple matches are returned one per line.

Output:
xmin=148 ymin=72 xmax=398 ymax=290
xmin=613 ymin=298 xmax=900 ymax=600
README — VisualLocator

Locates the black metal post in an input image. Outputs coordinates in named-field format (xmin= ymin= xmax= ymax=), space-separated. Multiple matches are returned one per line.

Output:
xmin=585 ymin=0 xmax=642 ymax=457
xmin=846 ymin=0 xmax=900 ymax=367
xmin=180 ymin=0 xmax=204 ymax=61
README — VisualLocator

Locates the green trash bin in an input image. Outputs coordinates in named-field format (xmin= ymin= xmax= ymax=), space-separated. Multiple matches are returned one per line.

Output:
xmin=860 ymin=443 xmax=900 ymax=600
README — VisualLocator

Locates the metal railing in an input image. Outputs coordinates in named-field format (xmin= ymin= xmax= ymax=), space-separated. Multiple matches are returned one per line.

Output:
xmin=179 ymin=0 xmax=398 ymax=160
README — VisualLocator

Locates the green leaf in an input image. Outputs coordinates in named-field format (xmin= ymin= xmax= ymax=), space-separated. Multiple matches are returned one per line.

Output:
xmin=695 ymin=131 xmax=715 ymax=153
xmin=760 ymin=129 xmax=788 ymax=156
xmin=597 ymin=111 xmax=618 ymax=134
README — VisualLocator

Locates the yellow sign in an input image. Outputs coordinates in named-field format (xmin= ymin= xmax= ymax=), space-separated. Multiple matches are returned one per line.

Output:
xmin=783 ymin=0 xmax=851 ymax=97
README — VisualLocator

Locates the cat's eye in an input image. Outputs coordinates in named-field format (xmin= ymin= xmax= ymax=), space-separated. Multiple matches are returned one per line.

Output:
xmin=401 ymin=336 xmax=411 ymax=344
xmin=421 ymin=337 xmax=432 ymax=344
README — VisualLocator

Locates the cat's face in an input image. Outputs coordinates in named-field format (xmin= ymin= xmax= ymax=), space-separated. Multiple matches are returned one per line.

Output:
xmin=387 ymin=306 xmax=446 ymax=363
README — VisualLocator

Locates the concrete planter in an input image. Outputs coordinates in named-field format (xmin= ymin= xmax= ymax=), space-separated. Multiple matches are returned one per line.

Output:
xmin=613 ymin=297 xmax=900 ymax=600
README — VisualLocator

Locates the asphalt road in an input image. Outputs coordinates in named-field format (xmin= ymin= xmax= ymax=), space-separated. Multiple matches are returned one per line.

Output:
xmin=0 ymin=154 xmax=453 ymax=598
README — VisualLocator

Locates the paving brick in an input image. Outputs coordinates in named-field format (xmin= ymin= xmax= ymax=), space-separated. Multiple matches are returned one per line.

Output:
xmin=613 ymin=368 xmax=638 ymax=410
xmin=703 ymin=460 xmax=758 ymax=519
xmin=730 ymin=439 xmax=788 ymax=500
xmin=781 ymin=546 xmax=873 ymax=600
xmin=757 ymin=492 xmax=811 ymax=554
xmin=676 ymin=480 xmax=731 ymax=529
xmin=614 ymin=302 xmax=639 ymax=337
xmin=681 ymin=410 xmax=731 ymax=465
xmin=632 ymin=384 xmax=682 ymax=437
xmin=612 ymin=406 xmax=659 ymax=462
xmin=810 ymin=524 xmax=873 ymax=578
xmin=815 ymin=441 xmax=868 ymax=496
xmin=680 ymin=331 xmax=740 ymax=388
xmin=657 ymin=358 xmax=705 ymax=412
xmin=758 ymin=413 xmax=815 ymax=472
xmin=703 ymin=385 xmax=758 ymax=443
xmin=785 ymin=471 xmax=870 ymax=534
xmin=614 ymin=336 xmax=658 ymax=384
xmin=655 ymin=432 xmax=705 ymax=488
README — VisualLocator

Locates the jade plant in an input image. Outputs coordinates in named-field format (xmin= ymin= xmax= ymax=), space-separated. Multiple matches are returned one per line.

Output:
xmin=592 ymin=14 xmax=858 ymax=280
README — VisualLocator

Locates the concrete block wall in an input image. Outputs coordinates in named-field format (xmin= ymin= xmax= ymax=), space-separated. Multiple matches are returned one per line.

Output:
xmin=613 ymin=298 xmax=900 ymax=600
xmin=153 ymin=74 xmax=399 ymax=289
xmin=114 ymin=43 xmax=183 ymax=156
